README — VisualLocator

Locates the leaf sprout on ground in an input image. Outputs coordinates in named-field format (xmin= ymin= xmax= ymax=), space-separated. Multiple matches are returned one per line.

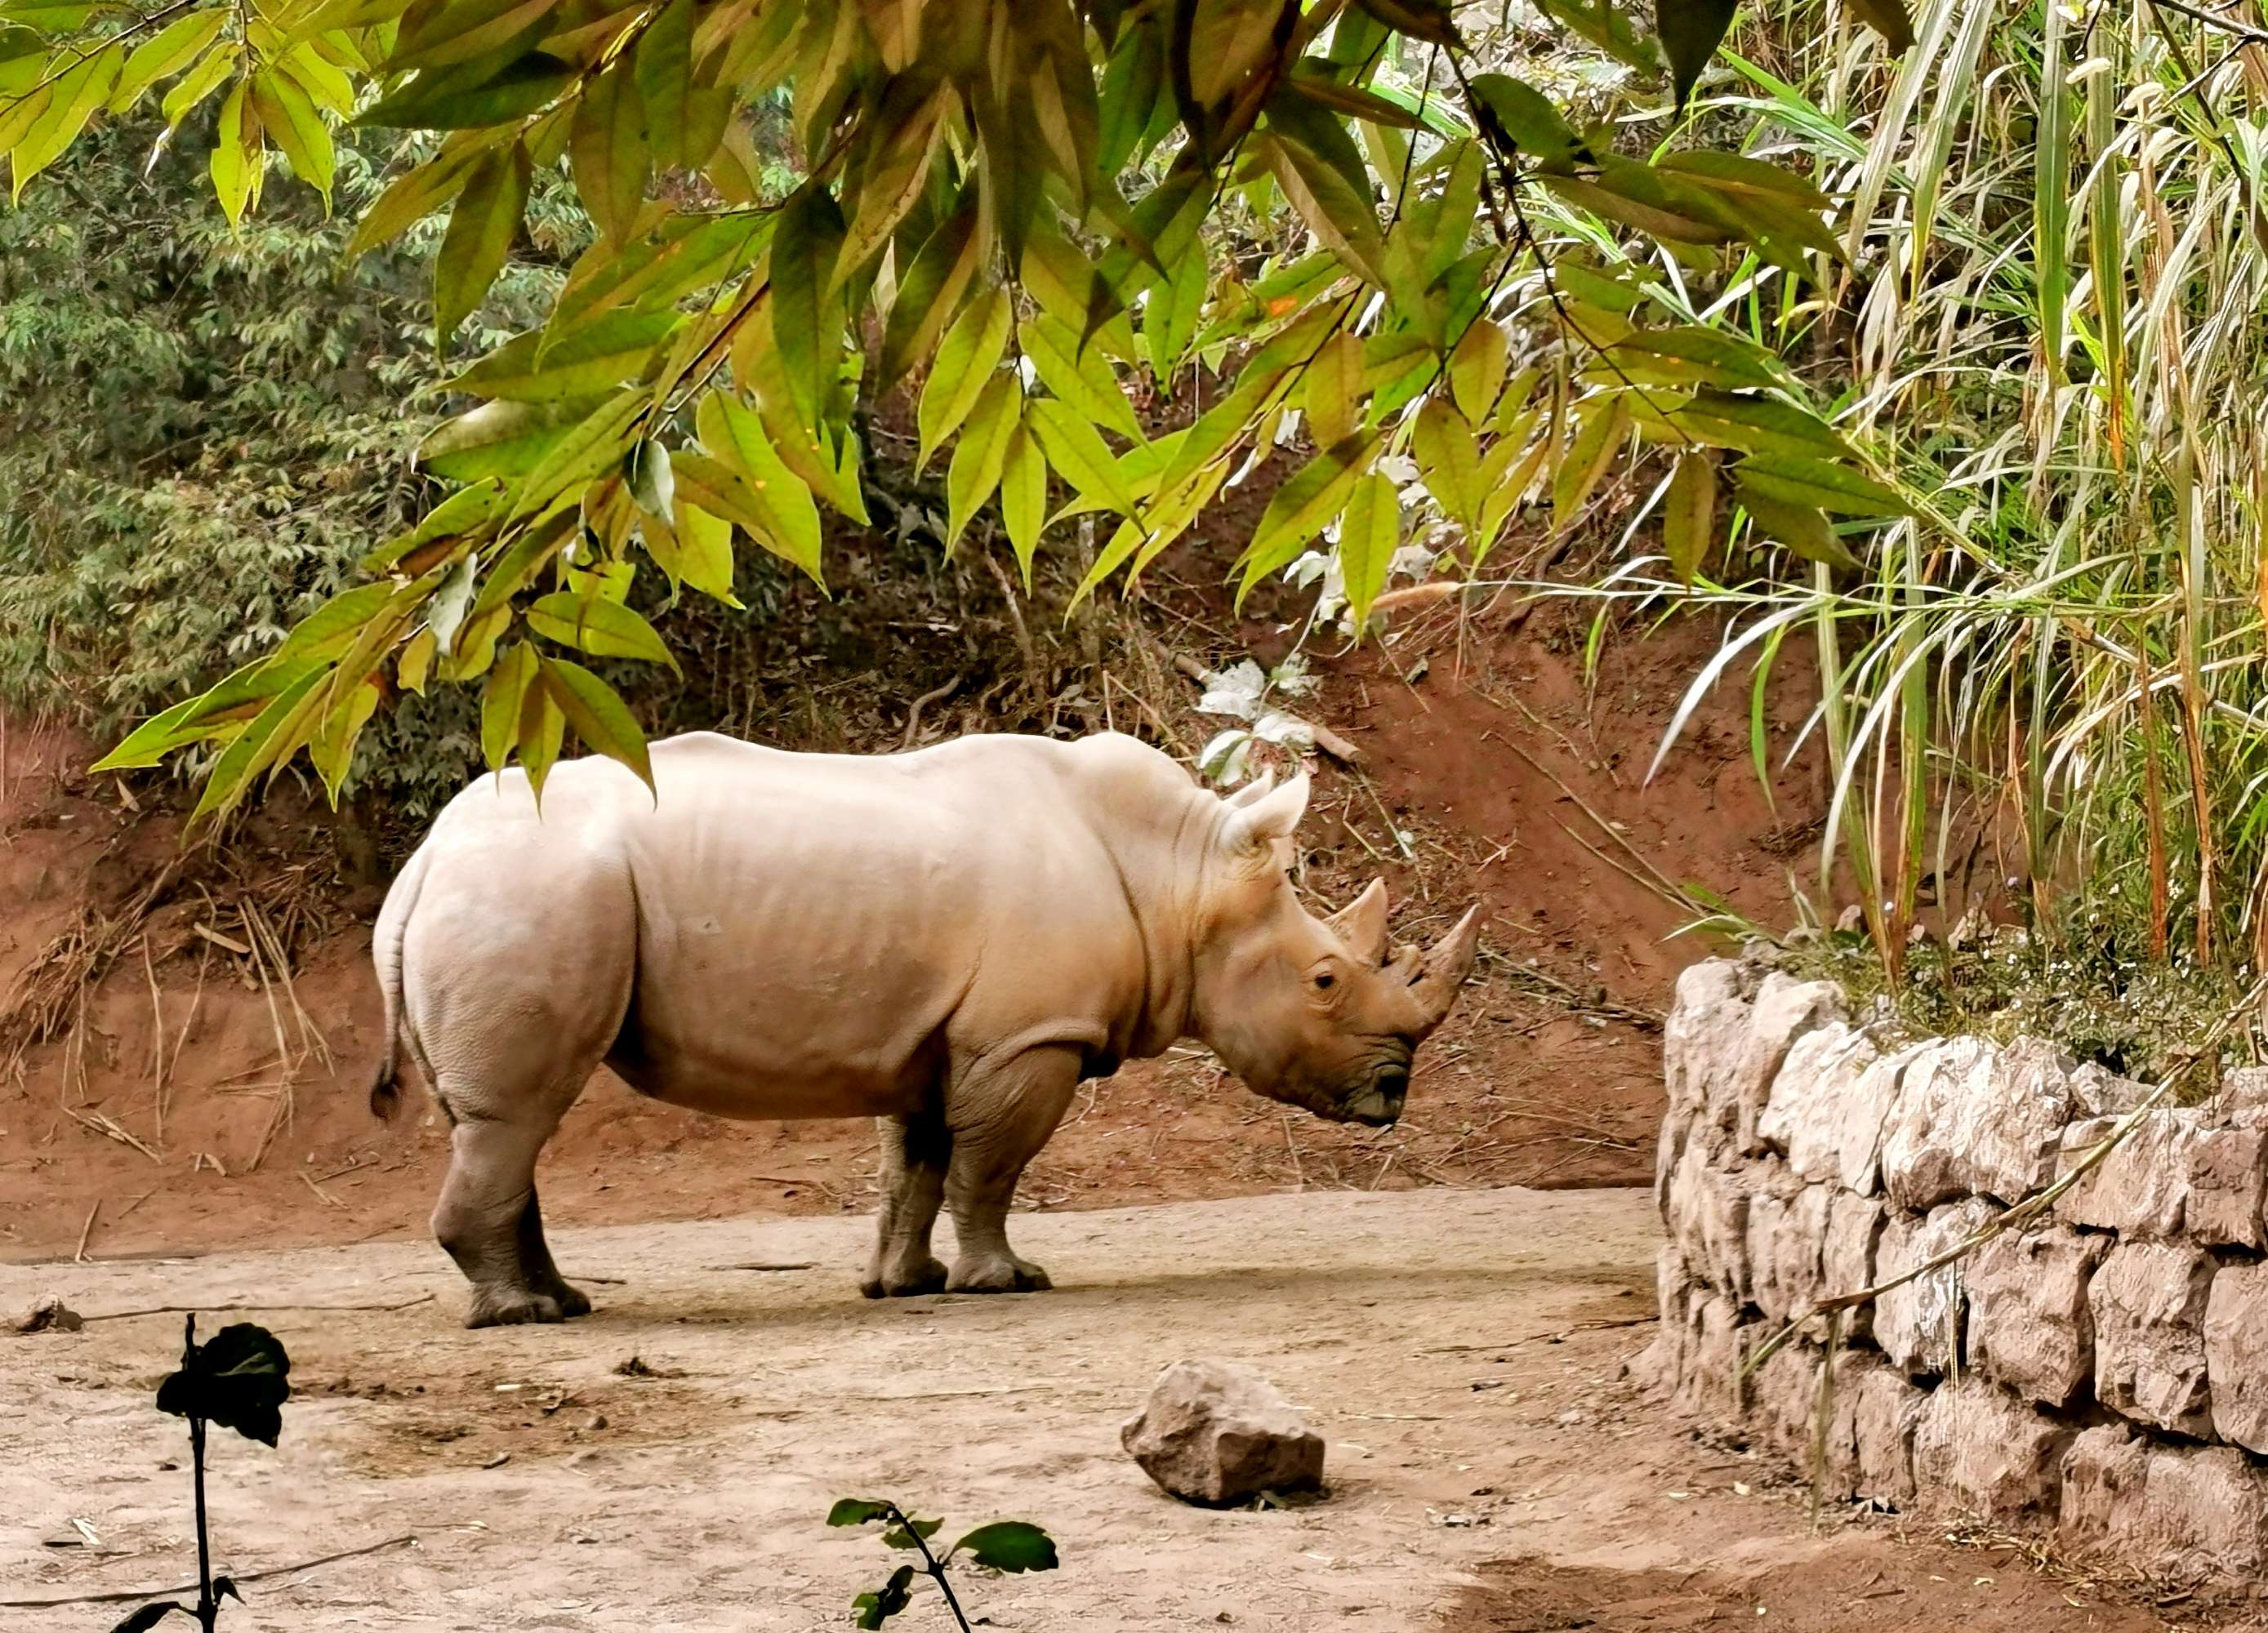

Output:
xmin=827 ymin=1497 xmax=1058 ymax=1630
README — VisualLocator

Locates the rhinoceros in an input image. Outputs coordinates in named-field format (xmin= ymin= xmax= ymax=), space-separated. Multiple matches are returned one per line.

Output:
xmin=368 ymin=729 xmax=1481 ymax=1327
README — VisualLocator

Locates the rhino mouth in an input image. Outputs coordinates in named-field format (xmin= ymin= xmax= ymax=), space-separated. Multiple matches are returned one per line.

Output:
xmin=1343 ymin=1066 xmax=1409 ymax=1128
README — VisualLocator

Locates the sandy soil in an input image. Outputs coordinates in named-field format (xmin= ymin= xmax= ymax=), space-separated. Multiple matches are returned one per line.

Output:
xmin=2 ymin=1187 xmax=2227 ymax=1631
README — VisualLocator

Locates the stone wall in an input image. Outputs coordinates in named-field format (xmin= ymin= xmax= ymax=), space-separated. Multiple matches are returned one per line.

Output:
xmin=1645 ymin=957 xmax=2268 ymax=1582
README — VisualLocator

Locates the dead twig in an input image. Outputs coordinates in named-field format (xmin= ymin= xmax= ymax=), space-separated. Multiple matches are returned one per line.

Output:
xmin=1153 ymin=642 xmax=1364 ymax=764
xmin=81 ymin=1293 xmax=435 ymax=1323
xmin=899 ymin=674 xmax=963 ymax=750
xmin=0 ymin=1533 xmax=421 ymax=1608
xmin=63 ymin=1106 xmax=163 ymax=1164
xmin=74 ymin=1199 xmax=100 ymax=1262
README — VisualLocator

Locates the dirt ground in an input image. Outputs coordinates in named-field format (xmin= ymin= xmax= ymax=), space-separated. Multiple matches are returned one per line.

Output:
xmin=2 ymin=1186 xmax=2235 ymax=1632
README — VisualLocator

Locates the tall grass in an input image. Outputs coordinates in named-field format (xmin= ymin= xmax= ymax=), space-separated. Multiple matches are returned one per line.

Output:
xmin=1542 ymin=0 xmax=2268 ymax=987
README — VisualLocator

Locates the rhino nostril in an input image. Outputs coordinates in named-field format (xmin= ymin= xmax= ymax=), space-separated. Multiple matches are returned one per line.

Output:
xmin=1376 ymin=1067 xmax=1409 ymax=1101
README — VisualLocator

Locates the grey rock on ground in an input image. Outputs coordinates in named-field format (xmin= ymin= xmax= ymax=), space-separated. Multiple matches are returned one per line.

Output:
xmin=1121 ymin=1359 xmax=1326 ymax=1507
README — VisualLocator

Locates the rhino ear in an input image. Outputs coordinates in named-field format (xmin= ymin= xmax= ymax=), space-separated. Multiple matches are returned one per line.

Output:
xmin=1220 ymin=771 xmax=1310 ymax=854
xmin=1223 ymin=768 xmax=1277 ymax=809
xmin=1326 ymin=878 xmax=1391 ymax=964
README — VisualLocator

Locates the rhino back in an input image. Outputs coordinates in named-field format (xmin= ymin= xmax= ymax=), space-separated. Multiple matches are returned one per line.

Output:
xmin=493 ymin=732 xmax=1174 ymax=1115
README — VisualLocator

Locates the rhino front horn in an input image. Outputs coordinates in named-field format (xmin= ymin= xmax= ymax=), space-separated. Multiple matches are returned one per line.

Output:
xmin=1412 ymin=906 xmax=1482 ymax=1028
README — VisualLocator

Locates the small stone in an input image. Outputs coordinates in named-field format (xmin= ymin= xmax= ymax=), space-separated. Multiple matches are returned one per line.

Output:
xmin=2092 ymin=1240 xmax=2214 ymax=1436
xmin=10 ymin=1295 xmax=83 ymax=1335
xmin=1911 ymin=1383 xmax=2070 ymax=1520
xmin=1965 ymin=1225 xmax=2107 ymax=1408
xmin=2207 ymin=1262 xmax=2268 ymax=1453
xmin=1121 ymin=1359 xmax=1324 ymax=1507
xmin=1875 ymin=1198 xmax=1998 ymax=1378
xmin=2060 ymin=1423 xmax=2147 ymax=1554
xmin=584 ymin=1413 xmax=608 ymax=1431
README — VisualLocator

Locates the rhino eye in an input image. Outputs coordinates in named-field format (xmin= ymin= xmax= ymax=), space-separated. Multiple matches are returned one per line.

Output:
xmin=1313 ymin=972 xmax=1335 ymax=990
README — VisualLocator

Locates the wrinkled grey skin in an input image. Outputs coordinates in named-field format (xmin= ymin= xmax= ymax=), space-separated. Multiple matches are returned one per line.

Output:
xmin=369 ymin=730 xmax=1482 ymax=1328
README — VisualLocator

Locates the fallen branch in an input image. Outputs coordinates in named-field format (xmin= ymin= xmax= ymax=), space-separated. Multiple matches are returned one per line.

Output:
xmin=82 ymin=1294 xmax=434 ymax=1324
xmin=1153 ymin=643 xmax=1363 ymax=764
xmin=705 ymin=1261 xmax=818 ymax=1273
xmin=1422 ymin=1314 xmax=1659 ymax=1355
xmin=0 ymin=1533 xmax=420 ymax=1609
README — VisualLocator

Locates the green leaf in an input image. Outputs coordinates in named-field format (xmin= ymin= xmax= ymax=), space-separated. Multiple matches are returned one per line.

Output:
xmin=420 ymin=398 xmax=599 ymax=482
xmin=155 ymin=1322 xmax=292 ymax=1445
xmin=917 ymin=285 xmax=1009 ymax=471
xmin=1023 ymin=315 xmax=1143 ymax=442
xmin=448 ymin=312 xmax=680 ymax=401
xmin=481 ymin=642 xmax=538 ymax=771
xmin=952 ymin=1521 xmax=1058 ymax=1574
xmin=999 ymin=420 xmax=1046 ymax=590
xmin=945 ymin=372 xmax=1021 ymax=547
xmin=1265 ymin=132 xmax=1384 ymax=286
xmin=1025 ymin=396 xmax=1142 ymax=518
xmin=827 ymin=1499 xmax=898 ymax=1528
xmin=1465 ymin=72 xmax=1586 ymax=164
xmin=570 ymin=66 xmax=648 ymax=247
xmin=1733 ymin=453 xmax=1909 ymax=517
xmin=92 ymin=655 xmax=323 ymax=771
xmin=15 ymin=43 xmax=122 ymax=199
xmin=310 ymin=676 xmax=382 ymax=803
xmin=1597 ymin=327 xmax=1786 ymax=392
xmin=1239 ymin=433 xmax=1375 ymax=603
xmin=252 ymin=68 xmax=335 ymax=207
xmin=1734 ymin=476 xmax=1859 ymax=571
xmin=1303 ymin=328 xmax=1362 ymax=450
xmin=694 ymin=394 xmax=825 ymax=578
xmin=1552 ymin=394 xmax=1631 ymax=533
xmin=358 ymin=49 xmax=572 ymax=129
xmin=517 ymin=663 xmax=566 ymax=800
xmin=642 ymin=500 xmax=740 ymax=605
xmin=510 ymin=389 xmax=644 ymax=518
xmin=1850 ymin=0 xmax=1913 ymax=51
xmin=1410 ymin=397 xmax=1482 ymax=534
xmin=631 ymin=0 xmax=691 ymax=167
xmin=206 ymin=77 xmax=256 ymax=228
xmin=1448 ymin=321 xmax=1508 ymax=425
xmin=386 ymin=0 xmax=559 ymax=72
xmin=1351 ymin=0 xmax=1461 ymax=47
xmin=770 ymin=180 xmax=846 ymax=424
xmin=105 ymin=1601 xmax=193 ymax=1633
xmin=1663 ymin=450 xmax=1717 ymax=585
xmin=435 ymin=140 xmax=531 ymax=349
xmin=878 ymin=183 xmax=980 ymax=386
xmin=278 ymin=581 xmax=404 ymax=663
xmin=1338 ymin=472 xmax=1398 ymax=632
xmin=111 ymin=11 xmax=225 ymax=111
xmin=837 ymin=82 xmax=947 ymax=286
xmin=540 ymin=656 xmax=653 ymax=790
xmin=527 ymin=590 xmax=680 ymax=671
xmin=881 ymin=1517 xmax=942 ymax=1549
xmin=851 ymin=1564 xmax=916 ymax=1630
xmin=1144 ymin=230 xmax=1209 ymax=380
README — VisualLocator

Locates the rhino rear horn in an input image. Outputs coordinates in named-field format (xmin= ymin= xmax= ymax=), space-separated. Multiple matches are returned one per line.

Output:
xmin=1411 ymin=906 xmax=1482 ymax=1028
xmin=1326 ymin=878 xmax=1391 ymax=964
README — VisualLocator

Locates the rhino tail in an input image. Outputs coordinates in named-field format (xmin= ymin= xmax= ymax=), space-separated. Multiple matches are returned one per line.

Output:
xmin=368 ymin=845 xmax=430 ymax=1123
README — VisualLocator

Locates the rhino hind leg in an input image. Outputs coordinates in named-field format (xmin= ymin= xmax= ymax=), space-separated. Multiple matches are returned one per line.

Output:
xmin=942 ymin=1045 xmax=1080 ymax=1295
xmin=434 ymin=1115 xmax=586 ymax=1328
xmin=862 ymin=1113 xmax=951 ymax=1298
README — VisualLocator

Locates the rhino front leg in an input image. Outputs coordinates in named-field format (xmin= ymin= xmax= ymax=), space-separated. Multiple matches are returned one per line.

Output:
xmin=942 ymin=1045 xmax=1080 ymax=1294
xmin=862 ymin=1112 xmax=951 ymax=1298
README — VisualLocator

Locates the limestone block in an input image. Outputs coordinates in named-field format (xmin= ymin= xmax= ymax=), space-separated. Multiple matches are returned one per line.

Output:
xmin=2056 ymin=1112 xmax=2187 ymax=1238
xmin=2060 ymin=1423 xmax=2148 ymax=1555
xmin=1675 ymin=1294 xmax=1753 ymax=1426
xmin=2070 ymin=1061 xmax=2150 ymax=1117
xmin=2091 ymin=1240 xmax=2215 ymax=1436
xmin=1835 ymin=1044 xmax=1926 ymax=1195
xmin=2137 ymin=1446 xmax=2268 ymax=1581
xmin=1964 ymin=1225 xmax=2107 ymax=1408
xmin=2177 ymin=1111 xmax=2267 ymax=1250
xmin=1669 ymin=1149 xmax=1753 ymax=1304
xmin=1749 ymin=1338 xmax=1817 ymax=1456
xmin=1850 ymin=1363 xmax=1928 ymax=1508
xmin=1732 ymin=972 xmax=1846 ymax=1155
xmin=1759 ymin=1023 xmax=1881 ymax=1185
xmin=1961 ymin=1036 xmax=2079 ymax=1203
xmin=1911 ymin=1382 xmax=2070 ymax=1520
xmin=1746 ymin=1170 xmax=1830 ymax=1323
xmin=1821 ymin=1188 xmax=1885 ymax=1343
xmin=2206 ymin=1261 xmax=2268 ymax=1453
xmin=1665 ymin=962 xmax=1751 ymax=1129
xmin=1653 ymin=1113 xmax=1682 ymax=1229
xmin=1875 ymin=1197 xmax=1998 ymax=1378
xmin=1879 ymin=1038 xmax=2001 ymax=1210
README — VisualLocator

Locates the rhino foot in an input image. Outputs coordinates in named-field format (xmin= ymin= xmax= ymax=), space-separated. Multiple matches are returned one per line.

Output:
xmin=947 ymin=1256 xmax=1053 ymax=1294
xmin=549 ymin=1281 xmax=594 ymax=1319
xmin=861 ymin=1256 xmax=949 ymax=1299
xmin=466 ymin=1288 xmax=568 ymax=1329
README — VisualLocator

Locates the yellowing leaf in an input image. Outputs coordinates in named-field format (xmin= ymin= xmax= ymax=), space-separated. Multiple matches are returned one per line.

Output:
xmin=13 ymin=42 xmax=121 ymax=198
xmin=999 ymin=419 xmax=1046 ymax=589
xmin=207 ymin=77 xmax=260 ymax=228
xmin=919 ymin=285 xmax=1009 ymax=470
xmin=1551 ymin=394 xmax=1631 ymax=534
xmin=1303 ymin=329 xmax=1362 ymax=450
xmin=1239 ymin=432 xmax=1377 ymax=603
xmin=945 ymin=372 xmax=1020 ymax=547
xmin=527 ymin=590 xmax=680 ymax=672
xmin=1022 ymin=315 xmax=1143 ymax=442
xmin=1664 ymin=450 xmax=1717 ymax=585
xmin=1449 ymin=320 xmax=1508 ymax=425
xmin=435 ymin=140 xmax=531 ymax=349
xmin=1411 ymin=396 xmax=1482 ymax=534
xmin=1734 ymin=476 xmax=1858 ymax=571
xmin=252 ymin=67 xmax=334 ymax=207
xmin=1025 ymin=397 xmax=1142 ymax=518
xmin=571 ymin=66 xmax=648 ymax=248
xmin=111 ymin=10 xmax=225 ymax=112
xmin=1338 ymin=472 xmax=1399 ymax=632
xmin=539 ymin=655 xmax=652 ymax=790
